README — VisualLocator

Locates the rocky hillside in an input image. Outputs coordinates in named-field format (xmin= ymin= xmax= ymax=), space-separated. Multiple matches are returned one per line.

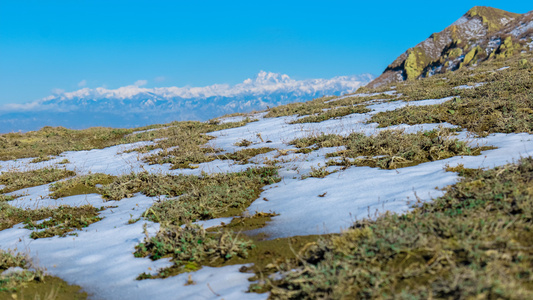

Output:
xmin=367 ymin=6 xmax=533 ymax=88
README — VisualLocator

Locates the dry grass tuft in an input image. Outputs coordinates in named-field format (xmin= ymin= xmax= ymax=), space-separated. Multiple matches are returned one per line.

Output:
xmin=264 ymin=157 xmax=533 ymax=299
xmin=265 ymin=94 xmax=394 ymax=119
xmin=292 ymin=128 xmax=490 ymax=169
xmin=141 ymin=167 xmax=280 ymax=225
xmin=0 ymin=202 xmax=103 ymax=236
xmin=290 ymin=105 xmax=371 ymax=124
xmin=214 ymin=147 xmax=274 ymax=164
xmin=135 ymin=224 xmax=253 ymax=278
xmin=0 ymin=125 xmax=160 ymax=161
xmin=131 ymin=120 xmax=253 ymax=169
xmin=0 ymin=167 xmax=76 ymax=194
xmin=24 ymin=205 xmax=103 ymax=239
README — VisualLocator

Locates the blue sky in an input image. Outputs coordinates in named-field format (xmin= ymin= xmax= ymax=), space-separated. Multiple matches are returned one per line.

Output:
xmin=0 ymin=1 xmax=531 ymax=105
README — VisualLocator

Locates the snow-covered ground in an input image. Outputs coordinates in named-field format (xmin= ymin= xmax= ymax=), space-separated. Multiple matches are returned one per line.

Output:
xmin=2 ymin=94 xmax=533 ymax=299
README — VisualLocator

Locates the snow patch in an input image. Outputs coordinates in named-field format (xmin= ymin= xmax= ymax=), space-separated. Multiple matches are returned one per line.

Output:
xmin=2 ymin=94 xmax=533 ymax=299
xmin=510 ymin=20 xmax=533 ymax=37
xmin=454 ymin=82 xmax=486 ymax=89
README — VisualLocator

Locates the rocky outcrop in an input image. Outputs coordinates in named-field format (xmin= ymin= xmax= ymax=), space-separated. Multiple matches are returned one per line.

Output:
xmin=367 ymin=6 xmax=533 ymax=88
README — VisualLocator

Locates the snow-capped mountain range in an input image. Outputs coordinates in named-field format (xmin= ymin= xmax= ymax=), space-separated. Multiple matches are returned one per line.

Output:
xmin=0 ymin=71 xmax=373 ymax=133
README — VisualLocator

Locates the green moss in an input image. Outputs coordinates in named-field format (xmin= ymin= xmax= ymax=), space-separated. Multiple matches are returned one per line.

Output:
xmin=0 ymin=250 xmax=43 ymax=293
xmin=0 ymin=250 xmax=87 ymax=298
xmin=220 ymin=211 xmax=278 ymax=233
xmin=1 ymin=275 xmax=88 ymax=299
xmin=0 ymin=118 xmax=252 ymax=164
xmin=49 ymin=173 xmax=116 ymax=199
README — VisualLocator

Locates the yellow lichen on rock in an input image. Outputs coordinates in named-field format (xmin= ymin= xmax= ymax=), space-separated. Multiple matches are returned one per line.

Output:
xmin=491 ymin=36 xmax=522 ymax=58
xmin=496 ymin=36 xmax=522 ymax=59
xmin=404 ymin=48 xmax=429 ymax=80
xmin=448 ymin=25 xmax=459 ymax=40
xmin=463 ymin=46 xmax=483 ymax=66
xmin=448 ymin=48 xmax=463 ymax=58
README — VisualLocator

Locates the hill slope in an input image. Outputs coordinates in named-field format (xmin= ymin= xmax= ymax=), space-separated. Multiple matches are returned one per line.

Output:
xmin=367 ymin=6 xmax=533 ymax=88
xmin=0 ymin=50 xmax=532 ymax=298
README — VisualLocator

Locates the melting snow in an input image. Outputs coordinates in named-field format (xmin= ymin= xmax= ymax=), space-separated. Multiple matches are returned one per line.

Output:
xmin=1 ymin=93 xmax=533 ymax=299
xmin=510 ymin=20 xmax=533 ymax=37
xmin=454 ymin=82 xmax=486 ymax=89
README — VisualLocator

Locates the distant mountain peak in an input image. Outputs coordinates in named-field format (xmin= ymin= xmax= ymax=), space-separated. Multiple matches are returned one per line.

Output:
xmin=0 ymin=72 xmax=373 ymax=132
xmin=241 ymin=71 xmax=293 ymax=86
xmin=367 ymin=6 xmax=531 ymax=88
xmin=465 ymin=6 xmax=520 ymax=32
xmin=255 ymin=71 xmax=292 ymax=84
